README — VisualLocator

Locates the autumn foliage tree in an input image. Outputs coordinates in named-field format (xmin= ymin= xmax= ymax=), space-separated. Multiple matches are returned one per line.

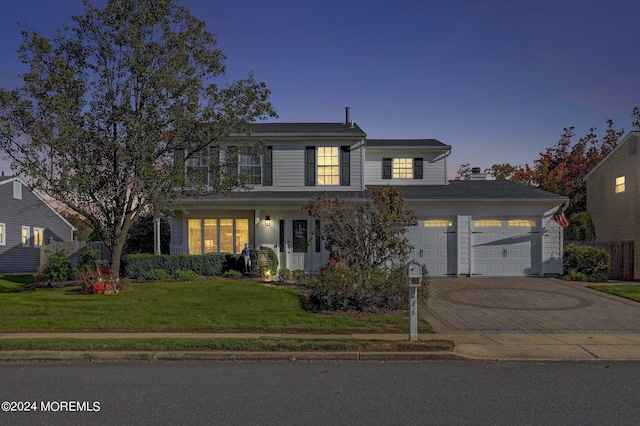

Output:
xmin=0 ymin=0 xmax=276 ymax=276
xmin=510 ymin=119 xmax=623 ymax=215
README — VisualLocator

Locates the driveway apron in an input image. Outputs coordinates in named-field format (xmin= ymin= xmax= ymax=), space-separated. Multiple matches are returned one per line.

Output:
xmin=423 ymin=277 xmax=640 ymax=334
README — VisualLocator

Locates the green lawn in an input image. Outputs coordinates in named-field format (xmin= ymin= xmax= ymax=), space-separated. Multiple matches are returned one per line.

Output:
xmin=0 ymin=277 xmax=428 ymax=334
xmin=589 ymin=285 xmax=640 ymax=302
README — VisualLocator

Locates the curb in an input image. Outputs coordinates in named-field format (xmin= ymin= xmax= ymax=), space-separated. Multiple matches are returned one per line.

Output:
xmin=0 ymin=350 xmax=466 ymax=362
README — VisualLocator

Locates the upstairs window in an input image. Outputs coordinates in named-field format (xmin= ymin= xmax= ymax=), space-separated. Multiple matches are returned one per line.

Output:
xmin=305 ymin=146 xmax=350 ymax=186
xmin=383 ymin=158 xmax=423 ymax=180
xmin=615 ymin=176 xmax=625 ymax=193
xmin=317 ymin=147 xmax=339 ymax=185
xmin=185 ymin=146 xmax=219 ymax=187
xmin=13 ymin=181 xmax=22 ymax=199
xmin=393 ymin=158 xmax=413 ymax=178
xmin=239 ymin=148 xmax=262 ymax=185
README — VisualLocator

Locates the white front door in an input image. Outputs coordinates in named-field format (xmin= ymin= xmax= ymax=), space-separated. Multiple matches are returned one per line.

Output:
xmin=286 ymin=218 xmax=309 ymax=271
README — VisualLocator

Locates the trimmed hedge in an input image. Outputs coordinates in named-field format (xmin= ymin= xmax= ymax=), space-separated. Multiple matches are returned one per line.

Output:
xmin=122 ymin=253 xmax=243 ymax=279
xmin=563 ymin=244 xmax=611 ymax=282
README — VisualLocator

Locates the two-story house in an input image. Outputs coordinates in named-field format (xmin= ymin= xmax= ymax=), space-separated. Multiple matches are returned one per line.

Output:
xmin=585 ymin=131 xmax=640 ymax=279
xmin=167 ymin=109 xmax=568 ymax=276
xmin=0 ymin=175 xmax=75 ymax=273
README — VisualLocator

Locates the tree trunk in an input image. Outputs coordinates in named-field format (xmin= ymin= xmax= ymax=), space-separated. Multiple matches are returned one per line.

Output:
xmin=110 ymin=236 xmax=125 ymax=278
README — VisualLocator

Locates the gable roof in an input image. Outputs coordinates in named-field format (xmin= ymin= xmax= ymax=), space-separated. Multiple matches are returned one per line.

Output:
xmin=0 ymin=175 xmax=75 ymax=231
xmin=235 ymin=122 xmax=366 ymax=137
xmin=366 ymin=139 xmax=451 ymax=149
xmin=584 ymin=131 xmax=640 ymax=181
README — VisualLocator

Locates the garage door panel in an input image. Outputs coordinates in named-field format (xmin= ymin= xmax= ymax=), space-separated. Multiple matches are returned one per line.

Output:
xmin=409 ymin=219 xmax=456 ymax=276
xmin=472 ymin=220 xmax=540 ymax=276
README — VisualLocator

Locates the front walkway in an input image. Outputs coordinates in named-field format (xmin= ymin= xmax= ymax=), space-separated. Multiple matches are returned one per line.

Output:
xmin=423 ymin=276 xmax=640 ymax=334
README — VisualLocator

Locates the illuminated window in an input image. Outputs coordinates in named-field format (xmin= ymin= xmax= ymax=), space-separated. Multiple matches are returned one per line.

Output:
xmin=616 ymin=176 xmax=625 ymax=193
xmin=204 ymin=219 xmax=217 ymax=253
xmin=318 ymin=147 xmax=339 ymax=185
xmin=424 ymin=219 xmax=453 ymax=227
xmin=235 ymin=219 xmax=249 ymax=253
xmin=508 ymin=220 xmax=536 ymax=227
xmin=188 ymin=219 xmax=202 ymax=254
xmin=474 ymin=220 xmax=502 ymax=227
xmin=33 ymin=228 xmax=44 ymax=246
xmin=21 ymin=226 xmax=30 ymax=246
xmin=219 ymin=219 xmax=234 ymax=253
xmin=0 ymin=223 xmax=5 ymax=246
xmin=393 ymin=158 xmax=413 ymax=179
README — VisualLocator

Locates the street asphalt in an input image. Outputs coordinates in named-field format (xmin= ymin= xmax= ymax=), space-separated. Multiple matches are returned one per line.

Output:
xmin=2 ymin=277 xmax=640 ymax=362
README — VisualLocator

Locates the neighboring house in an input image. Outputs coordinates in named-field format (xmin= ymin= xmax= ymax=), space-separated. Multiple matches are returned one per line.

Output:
xmin=0 ymin=175 xmax=75 ymax=273
xmin=585 ymin=130 xmax=640 ymax=279
xmin=167 ymin=108 xmax=568 ymax=277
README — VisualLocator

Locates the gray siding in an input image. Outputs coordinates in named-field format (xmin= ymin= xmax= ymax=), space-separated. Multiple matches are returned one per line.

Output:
xmin=0 ymin=179 xmax=74 ymax=273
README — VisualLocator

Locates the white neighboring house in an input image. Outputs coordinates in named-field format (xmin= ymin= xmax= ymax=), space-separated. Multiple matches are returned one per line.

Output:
xmin=167 ymin=109 xmax=567 ymax=277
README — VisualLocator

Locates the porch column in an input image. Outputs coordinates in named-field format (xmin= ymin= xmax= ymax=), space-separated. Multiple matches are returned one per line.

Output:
xmin=154 ymin=215 xmax=161 ymax=255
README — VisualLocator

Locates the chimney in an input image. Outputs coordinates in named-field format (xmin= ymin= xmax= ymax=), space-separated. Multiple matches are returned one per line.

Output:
xmin=467 ymin=167 xmax=488 ymax=180
xmin=345 ymin=106 xmax=350 ymax=125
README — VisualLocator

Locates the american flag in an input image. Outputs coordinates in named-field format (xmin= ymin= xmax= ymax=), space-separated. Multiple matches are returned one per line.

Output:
xmin=552 ymin=211 xmax=570 ymax=228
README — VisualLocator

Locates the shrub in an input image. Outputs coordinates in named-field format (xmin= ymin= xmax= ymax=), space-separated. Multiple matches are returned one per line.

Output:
xmin=41 ymin=250 xmax=72 ymax=282
xmin=278 ymin=268 xmax=292 ymax=282
xmin=563 ymin=244 xmax=611 ymax=282
xmin=147 ymin=269 xmax=169 ymax=281
xmin=306 ymin=264 xmax=430 ymax=312
xmin=79 ymin=246 xmax=101 ymax=269
xmin=224 ymin=270 xmax=243 ymax=278
xmin=122 ymin=253 xmax=231 ymax=279
xmin=175 ymin=269 xmax=199 ymax=281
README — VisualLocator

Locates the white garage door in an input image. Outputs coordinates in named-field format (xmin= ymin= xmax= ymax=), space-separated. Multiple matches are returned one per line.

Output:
xmin=406 ymin=218 xmax=457 ymax=276
xmin=472 ymin=218 xmax=540 ymax=276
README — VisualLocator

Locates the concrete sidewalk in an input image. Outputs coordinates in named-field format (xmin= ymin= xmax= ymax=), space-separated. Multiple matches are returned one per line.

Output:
xmin=2 ymin=331 xmax=640 ymax=362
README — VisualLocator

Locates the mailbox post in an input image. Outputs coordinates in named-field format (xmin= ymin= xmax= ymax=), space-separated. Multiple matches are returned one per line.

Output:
xmin=407 ymin=260 xmax=423 ymax=341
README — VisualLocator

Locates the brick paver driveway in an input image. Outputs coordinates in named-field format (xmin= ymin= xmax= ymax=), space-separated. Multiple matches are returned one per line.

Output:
xmin=423 ymin=277 xmax=640 ymax=334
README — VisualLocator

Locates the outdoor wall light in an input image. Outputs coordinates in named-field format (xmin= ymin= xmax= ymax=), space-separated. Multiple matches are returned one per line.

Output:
xmin=264 ymin=215 xmax=271 ymax=226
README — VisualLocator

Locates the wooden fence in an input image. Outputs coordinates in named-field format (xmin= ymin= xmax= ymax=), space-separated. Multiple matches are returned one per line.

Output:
xmin=40 ymin=241 xmax=110 ymax=269
xmin=565 ymin=240 xmax=634 ymax=281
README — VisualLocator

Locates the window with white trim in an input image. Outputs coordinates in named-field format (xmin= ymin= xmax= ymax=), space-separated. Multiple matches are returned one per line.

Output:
xmin=0 ymin=223 xmax=5 ymax=246
xmin=21 ymin=226 xmax=30 ymax=246
xmin=188 ymin=218 xmax=249 ymax=255
xmin=615 ymin=176 xmax=625 ymax=193
xmin=239 ymin=148 xmax=262 ymax=185
xmin=33 ymin=228 xmax=44 ymax=247
xmin=13 ymin=181 xmax=22 ymax=199
xmin=393 ymin=158 xmax=413 ymax=179
xmin=317 ymin=147 xmax=339 ymax=185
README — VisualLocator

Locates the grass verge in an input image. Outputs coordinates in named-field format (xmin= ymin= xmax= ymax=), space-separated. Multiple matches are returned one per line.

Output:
xmin=0 ymin=338 xmax=453 ymax=352
xmin=0 ymin=278 xmax=432 ymax=334
xmin=589 ymin=285 xmax=640 ymax=302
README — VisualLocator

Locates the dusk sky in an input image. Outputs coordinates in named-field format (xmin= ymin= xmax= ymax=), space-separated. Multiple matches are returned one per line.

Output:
xmin=1 ymin=0 xmax=638 ymax=179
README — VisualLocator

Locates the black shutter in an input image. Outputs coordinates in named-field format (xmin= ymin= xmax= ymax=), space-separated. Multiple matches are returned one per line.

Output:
xmin=340 ymin=146 xmax=350 ymax=186
xmin=263 ymin=146 xmax=273 ymax=186
xmin=414 ymin=158 xmax=423 ymax=179
xmin=382 ymin=158 xmax=392 ymax=179
xmin=305 ymin=146 xmax=316 ymax=186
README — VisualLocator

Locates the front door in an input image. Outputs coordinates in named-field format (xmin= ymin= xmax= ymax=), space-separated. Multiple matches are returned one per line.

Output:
xmin=286 ymin=218 xmax=309 ymax=271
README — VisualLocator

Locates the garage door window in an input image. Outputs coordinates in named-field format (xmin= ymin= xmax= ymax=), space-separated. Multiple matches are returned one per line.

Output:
xmin=508 ymin=220 xmax=536 ymax=227
xmin=474 ymin=219 xmax=502 ymax=227
xmin=424 ymin=219 xmax=453 ymax=227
